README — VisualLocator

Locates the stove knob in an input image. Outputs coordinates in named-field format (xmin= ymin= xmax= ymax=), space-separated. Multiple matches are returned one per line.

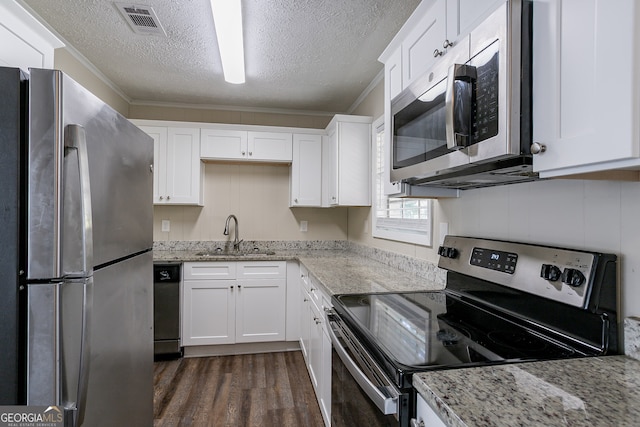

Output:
xmin=540 ymin=264 xmax=562 ymax=281
xmin=438 ymin=246 xmax=458 ymax=259
xmin=561 ymin=268 xmax=586 ymax=287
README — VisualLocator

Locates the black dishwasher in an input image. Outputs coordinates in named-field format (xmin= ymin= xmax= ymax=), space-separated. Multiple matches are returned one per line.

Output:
xmin=153 ymin=263 xmax=182 ymax=359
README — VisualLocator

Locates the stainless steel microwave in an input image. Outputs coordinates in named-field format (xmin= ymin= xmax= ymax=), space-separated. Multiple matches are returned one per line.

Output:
xmin=390 ymin=0 xmax=537 ymax=189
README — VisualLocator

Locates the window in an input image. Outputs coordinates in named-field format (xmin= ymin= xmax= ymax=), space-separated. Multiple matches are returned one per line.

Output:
xmin=372 ymin=117 xmax=432 ymax=246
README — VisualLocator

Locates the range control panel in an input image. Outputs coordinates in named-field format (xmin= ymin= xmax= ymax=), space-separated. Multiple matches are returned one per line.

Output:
xmin=438 ymin=236 xmax=598 ymax=309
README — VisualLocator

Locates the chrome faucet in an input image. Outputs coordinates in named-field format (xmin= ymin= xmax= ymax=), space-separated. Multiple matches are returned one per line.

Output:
xmin=223 ymin=214 xmax=243 ymax=251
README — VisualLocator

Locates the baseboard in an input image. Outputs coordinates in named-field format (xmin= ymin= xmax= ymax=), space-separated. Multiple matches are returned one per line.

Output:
xmin=183 ymin=341 xmax=301 ymax=358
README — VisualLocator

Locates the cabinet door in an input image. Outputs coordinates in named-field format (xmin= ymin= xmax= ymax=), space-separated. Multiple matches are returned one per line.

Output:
xmin=308 ymin=301 xmax=322 ymax=392
xmin=165 ymin=127 xmax=202 ymax=205
xmin=139 ymin=126 xmax=168 ymax=204
xmin=319 ymin=322 xmax=332 ymax=425
xmin=300 ymin=288 xmax=311 ymax=362
xmin=533 ymin=0 xmax=639 ymax=175
xmin=402 ymin=0 xmax=446 ymax=87
xmin=336 ymin=122 xmax=371 ymax=206
xmin=324 ymin=129 xmax=338 ymax=206
xmin=182 ymin=280 xmax=235 ymax=346
xmin=415 ymin=392 xmax=447 ymax=427
xmin=446 ymin=0 xmax=503 ymax=43
xmin=200 ymin=128 xmax=247 ymax=160
xmin=235 ymin=278 xmax=286 ymax=343
xmin=291 ymin=134 xmax=323 ymax=207
xmin=247 ymin=131 xmax=293 ymax=162
xmin=386 ymin=47 xmax=403 ymax=101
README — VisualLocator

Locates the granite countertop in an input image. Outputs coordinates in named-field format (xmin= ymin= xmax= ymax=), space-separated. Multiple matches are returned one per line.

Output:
xmin=153 ymin=248 xmax=444 ymax=295
xmin=413 ymin=356 xmax=640 ymax=427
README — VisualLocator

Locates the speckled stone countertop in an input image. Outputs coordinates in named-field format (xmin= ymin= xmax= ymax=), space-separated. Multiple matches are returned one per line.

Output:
xmin=153 ymin=240 xmax=446 ymax=295
xmin=413 ymin=356 xmax=640 ymax=427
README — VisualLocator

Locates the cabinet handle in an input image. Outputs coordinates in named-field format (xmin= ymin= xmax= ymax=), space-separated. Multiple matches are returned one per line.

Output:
xmin=310 ymin=288 xmax=316 ymax=292
xmin=303 ymin=298 xmax=309 ymax=302
xmin=530 ymin=142 xmax=547 ymax=154
xmin=443 ymin=39 xmax=454 ymax=48
xmin=433 ymin=49 xmax=443 ymax=57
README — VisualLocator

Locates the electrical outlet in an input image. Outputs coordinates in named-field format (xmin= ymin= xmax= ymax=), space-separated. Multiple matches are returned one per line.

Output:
xmin=300 ymin=221 xmax=308 ymax=232
xmin=161 ymin=220 xmax=170 ymax=232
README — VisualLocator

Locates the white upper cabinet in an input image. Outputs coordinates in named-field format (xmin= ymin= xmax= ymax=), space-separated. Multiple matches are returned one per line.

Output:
xmin=138 ymin=125 xmax=203 ymax=206
xmin=382 ymin=0 xmax=503 ymax=94
xmin=200 ymin=129 xmax=247 ymax=160
xmin=446 ymin=0 xmax=505 ymax=43
xmin=201 ymin=129 xmax=292 ymax=162
xmin=248 ymin=131 xmax=293 ymax=162
xmin=290 ymin=134 xmax=323 ymax=207
xmin=532 ymin=0 xmax=640 ymax=177
xmin=323 ymin=115 xmax=372 ymax=207
xmin=402 ymin=0 xmax=447 ymax=88
xmin=0 ymin=1 xmax=63 ymax=70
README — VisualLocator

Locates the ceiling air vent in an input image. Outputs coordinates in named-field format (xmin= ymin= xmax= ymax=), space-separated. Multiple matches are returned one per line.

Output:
xmin=115 ymin=3 xmax=166 ymax=36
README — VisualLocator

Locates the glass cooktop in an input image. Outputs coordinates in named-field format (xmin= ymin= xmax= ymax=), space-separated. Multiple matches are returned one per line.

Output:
xmin=333 ymin=291 xmax=579 ymax=370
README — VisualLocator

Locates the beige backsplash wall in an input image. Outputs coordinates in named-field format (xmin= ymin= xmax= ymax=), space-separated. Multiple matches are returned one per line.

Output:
xmin=153 ymin=163 xmax=348 ymax=242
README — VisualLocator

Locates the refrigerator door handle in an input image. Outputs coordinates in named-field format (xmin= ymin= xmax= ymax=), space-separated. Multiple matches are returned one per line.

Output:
xmin=67 ymin=276 xmax=93 ymax=427
xmin=64 ymin=124 xmax=94 ymax=276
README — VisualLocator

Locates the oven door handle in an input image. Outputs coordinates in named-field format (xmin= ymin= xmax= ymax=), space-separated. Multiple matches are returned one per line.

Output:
xmin=326 ymin=311 xmax=399 ymax=415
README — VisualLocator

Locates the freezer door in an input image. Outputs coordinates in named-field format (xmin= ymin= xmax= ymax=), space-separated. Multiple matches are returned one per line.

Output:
xmin=27 ymin=69 xmax=153 ymax=280
xmin=83 ymin=251 xmax=153 ymax=427
xmin=27 ymin=276 xmax=93 ymax=427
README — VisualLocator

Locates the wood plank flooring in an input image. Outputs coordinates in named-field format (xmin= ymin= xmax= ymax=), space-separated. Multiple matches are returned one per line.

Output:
xmin=153 ymin=351 xmax=324 ymax=427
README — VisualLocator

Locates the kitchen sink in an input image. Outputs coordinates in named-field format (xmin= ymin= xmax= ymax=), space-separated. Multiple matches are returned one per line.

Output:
xmin=195 ymin=248 xmax=276 ymax=257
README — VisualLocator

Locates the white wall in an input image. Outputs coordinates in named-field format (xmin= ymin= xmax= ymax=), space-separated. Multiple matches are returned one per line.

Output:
xmin=153 ymin=162 xmax=348 ymax=242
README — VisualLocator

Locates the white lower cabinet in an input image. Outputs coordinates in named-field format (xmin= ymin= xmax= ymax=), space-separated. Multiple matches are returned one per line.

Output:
xmin=415 ymin=392 xmax=447 ymax=427
xmin=182 ymin=261 xmax=286 ymax=346
xmin=299 ymin=265 xmax=331 ymax=426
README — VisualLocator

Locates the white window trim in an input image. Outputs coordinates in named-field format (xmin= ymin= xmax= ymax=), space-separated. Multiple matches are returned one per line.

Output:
xmin=371 ymin=116 xmax=433 ymax=246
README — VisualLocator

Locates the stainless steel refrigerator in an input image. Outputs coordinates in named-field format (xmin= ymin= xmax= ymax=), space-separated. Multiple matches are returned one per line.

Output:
xmin=0 ymin=67 xmax=154 ymax=426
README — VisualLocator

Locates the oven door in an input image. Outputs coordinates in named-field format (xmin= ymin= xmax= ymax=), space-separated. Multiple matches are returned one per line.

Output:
xmin=326 ymin=310 xmax=411 ymax=427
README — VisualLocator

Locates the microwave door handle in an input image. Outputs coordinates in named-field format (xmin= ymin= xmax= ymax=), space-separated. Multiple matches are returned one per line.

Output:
xmin=445 ymin=64 xmax=476 ymax=150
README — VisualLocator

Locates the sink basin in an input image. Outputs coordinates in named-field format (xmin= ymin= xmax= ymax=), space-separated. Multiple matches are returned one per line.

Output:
xmin=195 ymin=248 xmax=276 ymax=257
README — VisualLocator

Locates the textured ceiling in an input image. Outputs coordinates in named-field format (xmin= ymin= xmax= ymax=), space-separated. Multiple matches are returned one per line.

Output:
xmin=19 ymin=0 xmax=422 ymax=113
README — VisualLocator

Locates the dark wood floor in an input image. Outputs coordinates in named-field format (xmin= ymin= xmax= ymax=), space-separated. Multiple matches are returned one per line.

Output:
xmin=153 ymin=351 xmax=324 ymax=427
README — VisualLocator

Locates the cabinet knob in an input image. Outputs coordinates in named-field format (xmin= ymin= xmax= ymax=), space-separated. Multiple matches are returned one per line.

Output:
xmin=167 ymin=195 xmax=171 ymax=200
xmin=530 ymin=142 xmax=547 ymax=155
xmin=443 ymin=39 xmax=454 ymax=48
xmin=149 ymin=165 xmax=154 ymax=173
xmin=303 ymin=298 xmax=309 ymax=302
xmin=159 ymin=196 xmax=164 ymax=200
xmin=238 ymin=284 xmax=242 ymax=288
xmin=249 ymin=151 xmax=253 ymax=156
xmin=294 ymin=198 xmax=298 ymax=203
xmin=242 ymin=151 xmax=246 ymax=156
xmin=433 ymin=49 xmax=443 ymax=57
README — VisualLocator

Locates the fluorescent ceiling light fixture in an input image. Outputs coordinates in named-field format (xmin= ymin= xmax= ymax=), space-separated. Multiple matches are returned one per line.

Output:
xmin=210 ymin=0 xmax=245 ymax=84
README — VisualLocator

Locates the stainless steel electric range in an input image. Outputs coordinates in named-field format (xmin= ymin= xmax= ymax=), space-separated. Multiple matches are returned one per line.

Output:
xmin=327 ymin=236 xmax=619 ymax=427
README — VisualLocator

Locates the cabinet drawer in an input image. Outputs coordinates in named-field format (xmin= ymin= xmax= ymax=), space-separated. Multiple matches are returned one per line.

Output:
xmin=183 ymin=262 xmax=236 ymax=280
xmin=237 ymin=261 xmax=286 ymax=279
